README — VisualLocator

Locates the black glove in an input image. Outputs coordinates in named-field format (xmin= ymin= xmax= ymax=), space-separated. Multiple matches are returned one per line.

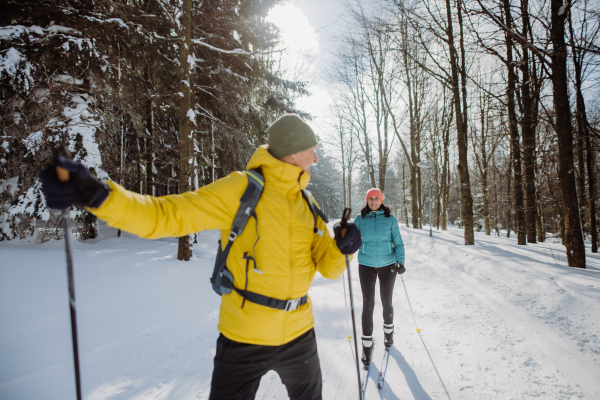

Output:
xmin=39 ymin=146 xmax=109 ymax=210
xmin=396 ymin=262 xmax=406 ymax=274
xmin=333 ymin=222 xmax=362 ymax=255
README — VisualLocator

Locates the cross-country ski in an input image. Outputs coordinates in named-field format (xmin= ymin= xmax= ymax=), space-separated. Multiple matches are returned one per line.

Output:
xmin=360 ymin=341 xmax=375 ymax=399
xmin=377 ymin=346 xmax=391 ymax=389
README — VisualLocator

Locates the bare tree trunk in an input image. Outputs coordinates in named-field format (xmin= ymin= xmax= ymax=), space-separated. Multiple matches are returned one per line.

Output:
xmin=418 ymin=170 xmax=423 ymax=229
xmin=568 ymin=9 xmax=597 ymax=253
xmin=506 ymin=152 xmax=512 ymax=238
xmin=359 ymin=83 xmax=376 ymax=188
xmin=493 ymin=158 xmax=501 ymax=236
xmin=442 ymin=102 xmax=451 ymax=230
xmin=559 ymin=205 xmax=566 ymax=245
xmin=177 ymin=0 xmax=193 ymax=261
xmin=536 ymin=189 xmax=545 ymax=242
xmin=377 ymin=62 xmax=390 ymax=192
xmin=503 ymin=0 xmax=526 ymax=245
xmin=400 ymin=28 xmax=421 ymax=229
xmin=520 ymin=0 xmax=538 ymax=243
xmin=400 ymin=162 xmax=406 ymax=225
xmin=135 ymin=124 xmax=143 ymax=194
xmin=144 ymin=65 xmax=154 ymax=197
xmin=436 ymin=162 xmax=441 ymax=229
xmin=446 ymin=0 xmax=474 ymax=244
xmin=477 ymin=92 xmax=491 ymax=236
xmin=482 ymin=167 xmax=490 ymax=235
xmin=550 ymin=0 xmax=586 ymax=268
xmin=342 ymin=167 xmax=347 ymax=209
xmin=348 ymin=166 xmax=353 ymax=212
xmin=586 ymin=134 xmax=598 ymax=252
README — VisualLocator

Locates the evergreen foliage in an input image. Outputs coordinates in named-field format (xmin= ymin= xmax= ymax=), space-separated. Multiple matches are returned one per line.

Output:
xmin=0 ymin=0 xmax=310 ymax=241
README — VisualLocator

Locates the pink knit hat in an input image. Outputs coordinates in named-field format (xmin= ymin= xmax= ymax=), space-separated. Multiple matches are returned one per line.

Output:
xmin=365 ymin=188 xmax=384 ymax=203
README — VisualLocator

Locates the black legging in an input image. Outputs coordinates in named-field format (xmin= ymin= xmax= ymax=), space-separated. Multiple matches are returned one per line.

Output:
xmin=358 ymin=263 xmax=397 ymax=337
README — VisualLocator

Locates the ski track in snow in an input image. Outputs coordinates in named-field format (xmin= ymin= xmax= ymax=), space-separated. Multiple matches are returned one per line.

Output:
xmin=1 ymin=222 xmax=599 ymax=400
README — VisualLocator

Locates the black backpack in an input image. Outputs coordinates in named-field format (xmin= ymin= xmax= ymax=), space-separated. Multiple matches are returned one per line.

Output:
xmin=210 ymin=168 xmax=328 ymax=311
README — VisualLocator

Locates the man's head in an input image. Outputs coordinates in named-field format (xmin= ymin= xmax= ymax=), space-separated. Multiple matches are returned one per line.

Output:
xmin=267 ymin=114 xmax=318 ymax=174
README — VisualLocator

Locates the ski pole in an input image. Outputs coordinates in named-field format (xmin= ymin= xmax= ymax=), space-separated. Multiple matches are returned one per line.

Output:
xmin=340 ymin=208 xmax=362 ymax=399
xmin=341 ymin=274 xmax=353 ymax=346
xmin=400 ymin=275 xmax=421 ymax=333
xmin=56 ymin=150 xmax=83 ymax=400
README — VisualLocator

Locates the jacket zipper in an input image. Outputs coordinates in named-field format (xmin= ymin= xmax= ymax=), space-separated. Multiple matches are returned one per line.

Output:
xmin=374 ymin=212 xmax=379 ymax=267
xmin=282 ymin=197 xmax=294 ymax=344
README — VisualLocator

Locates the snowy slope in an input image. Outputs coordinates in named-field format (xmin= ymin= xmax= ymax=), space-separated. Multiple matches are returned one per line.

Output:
xmin=1 ymin=222 xmax=599 ymax=400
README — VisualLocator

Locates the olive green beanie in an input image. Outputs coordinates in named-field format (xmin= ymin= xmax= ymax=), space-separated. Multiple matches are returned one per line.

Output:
xmin=267 ymin=114 xmax=317 ymax=159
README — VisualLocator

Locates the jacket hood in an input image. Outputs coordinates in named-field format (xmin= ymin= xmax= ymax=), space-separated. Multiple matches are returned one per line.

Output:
xmin=246 ymin=145 xmax=311 ymax=192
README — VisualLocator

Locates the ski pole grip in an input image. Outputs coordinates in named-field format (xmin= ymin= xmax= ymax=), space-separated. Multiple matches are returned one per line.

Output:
xmin=341 ymin=208 xmax=351 ymax=228
xmin=53 ymin=145 xmax=72 ymax=182
xmin=339 ymin=207 xmax=351 ymax=238
xmin=56 ymin=167 xmax=70 ymax=182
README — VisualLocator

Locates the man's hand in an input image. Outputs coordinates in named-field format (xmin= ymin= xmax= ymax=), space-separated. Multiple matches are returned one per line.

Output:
xmin=39 ymin=145 xmax=109 ymax=210
xmin=333 ymin=222 xmax=361 ymax=255
xmin=396 ymin=262 xmax=406 ymax=274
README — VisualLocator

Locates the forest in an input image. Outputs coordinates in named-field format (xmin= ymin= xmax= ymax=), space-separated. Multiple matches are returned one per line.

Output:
xmin=1 ymin=0 xmax=599 ymax=269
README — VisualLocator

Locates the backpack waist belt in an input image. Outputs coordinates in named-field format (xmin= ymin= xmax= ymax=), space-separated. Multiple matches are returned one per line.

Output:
xmin=233 ymin=287 xmax=308 ymax=312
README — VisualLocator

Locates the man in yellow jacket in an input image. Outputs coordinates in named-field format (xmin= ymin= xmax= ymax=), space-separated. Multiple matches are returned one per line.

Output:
xmin=40 ymin=114 xmax=362 ymax=400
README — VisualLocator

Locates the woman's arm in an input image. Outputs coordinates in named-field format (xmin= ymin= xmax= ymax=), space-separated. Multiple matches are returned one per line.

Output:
xmin=390 ymin=216 xmax=405 ymax=264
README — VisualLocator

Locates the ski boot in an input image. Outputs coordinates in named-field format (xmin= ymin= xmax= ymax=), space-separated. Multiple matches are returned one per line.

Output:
xmin=361 ymin=336 xmax=374 ymax=367
xmin=383 ymin=324 xmax=394 ymax=347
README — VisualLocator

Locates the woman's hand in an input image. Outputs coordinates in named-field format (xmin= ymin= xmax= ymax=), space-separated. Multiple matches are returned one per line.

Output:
xmin=396 ymin=262 xmax=406 ymax=274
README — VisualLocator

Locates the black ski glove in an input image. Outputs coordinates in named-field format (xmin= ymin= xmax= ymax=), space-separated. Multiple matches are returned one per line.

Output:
xmin=396 ymin=262 xmax=406 ymax=274
xmin=39 ymin=146 xmax=109 ymax=210
xmin=333 ymin=222 xmax=362 ymax=255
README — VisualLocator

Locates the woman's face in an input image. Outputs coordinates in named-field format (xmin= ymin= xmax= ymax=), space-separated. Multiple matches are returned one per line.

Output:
xmin=367 ymin=196 xmax=382 ymax=211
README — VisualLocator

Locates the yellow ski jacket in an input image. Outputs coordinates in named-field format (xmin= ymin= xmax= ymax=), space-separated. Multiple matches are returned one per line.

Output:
xmin=90 ymin=145 xmax=348 ymax=345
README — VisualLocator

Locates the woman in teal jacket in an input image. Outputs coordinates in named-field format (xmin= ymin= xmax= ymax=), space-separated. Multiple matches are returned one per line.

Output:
xmin=354 ymin=188 xmax=405 ymax=366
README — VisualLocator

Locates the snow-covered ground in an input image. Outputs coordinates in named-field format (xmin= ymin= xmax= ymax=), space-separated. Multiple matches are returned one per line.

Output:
xmin=1 ymin=222 xmax=599 ymax=400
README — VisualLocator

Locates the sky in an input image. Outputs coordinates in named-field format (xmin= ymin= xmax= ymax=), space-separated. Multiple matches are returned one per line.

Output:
xmin=267 ymin=0 xmax=347 ymax=137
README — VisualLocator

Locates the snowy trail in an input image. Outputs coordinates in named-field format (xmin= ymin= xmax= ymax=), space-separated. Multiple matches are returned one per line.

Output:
xmin=1 ymin=223 xmax=599 ymax=399
xmin=306 ymin=226 xmax=600 ymax=399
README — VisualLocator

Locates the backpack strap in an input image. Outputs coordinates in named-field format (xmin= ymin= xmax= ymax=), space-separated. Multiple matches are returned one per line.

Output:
xmin=211 ymin=172 xmax=329 ymax=313
xmin=211 ymin=168 xmax=264 ymax=295
xmin=233 ymin=287 xmax=308 ymax=311
xmin=301 ymin=189 xmax=328 ymax=237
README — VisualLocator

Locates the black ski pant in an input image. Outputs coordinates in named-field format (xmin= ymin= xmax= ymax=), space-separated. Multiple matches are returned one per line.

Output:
xmin=209 ymin=328 xmax=322 ymax=400
xmin=358 ymin=263 xmax=397 ymax=337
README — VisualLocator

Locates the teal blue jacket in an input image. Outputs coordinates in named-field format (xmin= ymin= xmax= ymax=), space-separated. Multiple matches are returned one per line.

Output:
xmin=354 ymin=210 xmax=405 ymax=268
